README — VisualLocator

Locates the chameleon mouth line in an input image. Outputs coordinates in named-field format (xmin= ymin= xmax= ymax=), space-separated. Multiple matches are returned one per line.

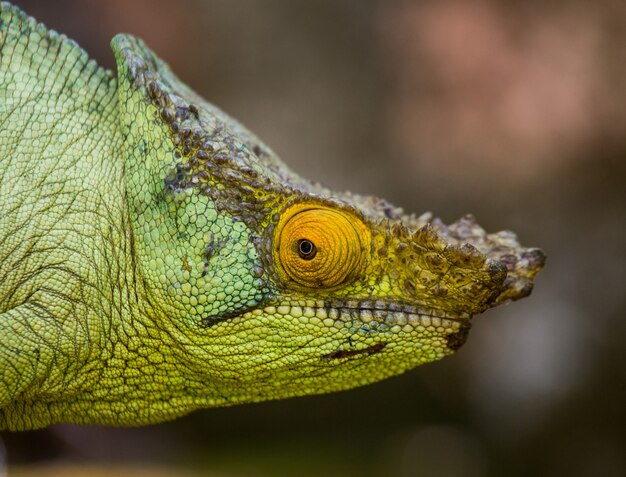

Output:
xmin=342 ymin=300 xmax=468 ymax=319
xmin=268 ymin=299 xmax=471 ymax=328
xmin=338 ymin=307 xmax=469 ymax=327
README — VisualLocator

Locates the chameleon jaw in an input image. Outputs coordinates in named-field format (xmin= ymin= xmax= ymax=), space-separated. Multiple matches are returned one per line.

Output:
xmin=253 ymin=298 xmax=473 ymax=356
xmin=262 ymin=298 xmax=472 ymax=325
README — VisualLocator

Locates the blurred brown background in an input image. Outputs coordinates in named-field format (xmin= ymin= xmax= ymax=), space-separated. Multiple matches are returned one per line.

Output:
xmin=2 ymin=1 xmax=625 ymax=476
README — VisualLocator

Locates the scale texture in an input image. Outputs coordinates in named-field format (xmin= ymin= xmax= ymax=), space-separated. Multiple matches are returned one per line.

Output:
xmin=0 ymin=2 xmax=544 ymax=430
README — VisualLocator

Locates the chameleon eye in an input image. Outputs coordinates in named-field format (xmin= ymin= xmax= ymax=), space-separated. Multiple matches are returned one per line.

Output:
xmin=296 ymin=239 xmax=317 ymax=260
xmin=274 ymin=203 xmax=370 ymax=288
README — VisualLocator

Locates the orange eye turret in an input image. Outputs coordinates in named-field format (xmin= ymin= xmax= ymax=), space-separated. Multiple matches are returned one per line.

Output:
xmin=273 ymin=203 xmax=371 ymax=288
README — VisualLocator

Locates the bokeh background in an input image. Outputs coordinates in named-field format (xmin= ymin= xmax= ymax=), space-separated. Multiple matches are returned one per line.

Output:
xmin=2 ymin=1 xmax=625 ymax=476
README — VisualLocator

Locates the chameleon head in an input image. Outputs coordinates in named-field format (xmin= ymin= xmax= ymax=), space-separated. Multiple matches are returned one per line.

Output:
xmin=164 ymin=190 xmax=544 ymax=405
xmin=214 ymin=198 xmax=544 ymax=402
xmin=110 ymin=35 xmax=545 ymax=411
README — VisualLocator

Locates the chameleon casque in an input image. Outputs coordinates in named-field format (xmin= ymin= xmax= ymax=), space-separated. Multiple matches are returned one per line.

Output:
xmin=0 ymin=3 xmax=544 ymax=431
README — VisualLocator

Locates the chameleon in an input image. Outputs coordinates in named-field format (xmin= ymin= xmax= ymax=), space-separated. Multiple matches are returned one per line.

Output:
xmin=0 ymin=2 xmax=544 ymax=431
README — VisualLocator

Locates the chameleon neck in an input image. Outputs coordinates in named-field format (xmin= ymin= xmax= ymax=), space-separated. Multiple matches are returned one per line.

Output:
xmin=0 ymin=4 xmax=175 ymax=428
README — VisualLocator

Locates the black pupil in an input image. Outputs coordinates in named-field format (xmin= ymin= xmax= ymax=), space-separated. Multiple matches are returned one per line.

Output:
xmin=297 ymin=239 xmax=316 ymax=259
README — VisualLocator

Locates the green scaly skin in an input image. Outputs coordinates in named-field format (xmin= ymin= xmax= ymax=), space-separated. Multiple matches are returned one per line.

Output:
xmin=0 ymin=3 xmax=545 ymax=430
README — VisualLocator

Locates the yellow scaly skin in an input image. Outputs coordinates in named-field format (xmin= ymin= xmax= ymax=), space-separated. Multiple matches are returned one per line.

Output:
xmin=0 ymin=3 xmax=544 ymax=430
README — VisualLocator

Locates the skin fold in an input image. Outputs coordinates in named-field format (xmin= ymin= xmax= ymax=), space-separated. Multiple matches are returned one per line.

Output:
xmin=0 ymin=2 xmax=544 ymax=430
